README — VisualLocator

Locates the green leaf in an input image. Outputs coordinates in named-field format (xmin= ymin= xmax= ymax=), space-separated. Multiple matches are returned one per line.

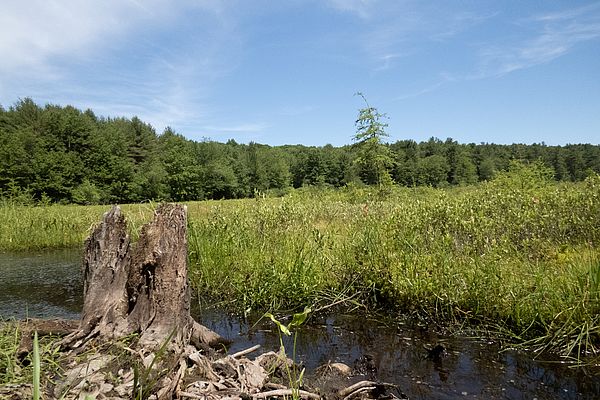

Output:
xmin=265 ymin=312 xmax=291 ymax=336
xmin=33 ymin=331 xmax=40 ymax=400
xmin=289 ymin=306 xmax=311 ymax=329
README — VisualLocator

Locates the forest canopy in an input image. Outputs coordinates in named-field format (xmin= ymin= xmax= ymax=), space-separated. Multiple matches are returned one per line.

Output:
xmin=1 ymin=98 xmax=599 ymax=205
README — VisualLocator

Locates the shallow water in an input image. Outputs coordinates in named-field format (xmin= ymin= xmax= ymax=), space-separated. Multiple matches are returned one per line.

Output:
xmin=200 ymin=309 xmax=600 ymax=400
xmin=1 ymin=249 xmax=598 ymax=399
xmin=0 ymin=248 xmax=83 ymax=320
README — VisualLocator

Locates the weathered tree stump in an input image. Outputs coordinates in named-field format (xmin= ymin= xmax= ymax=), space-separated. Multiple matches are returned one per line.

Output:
xmin=63 ymin=203 xmax=223 ymax=353
xmin=12 ymin=204 xmax=395 ymax=400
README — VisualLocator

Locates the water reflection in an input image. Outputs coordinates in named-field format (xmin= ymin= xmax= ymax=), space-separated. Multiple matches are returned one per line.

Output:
xmin=0 ymin=250 xmax=597 ymax=399
xmin=198 ymin=308 xmax=600 ymax=400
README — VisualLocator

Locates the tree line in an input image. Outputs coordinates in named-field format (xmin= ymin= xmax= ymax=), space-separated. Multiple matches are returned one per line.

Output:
xmin=1 ymin=98 xmax=599 ymax=204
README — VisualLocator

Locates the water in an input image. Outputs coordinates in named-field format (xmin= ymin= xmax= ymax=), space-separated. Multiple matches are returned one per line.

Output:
xmin=1 ymin=250 xmax=598 ymax=399
xmin=0 ymin=248 xmax=83 ymax=320
xmin=200 ymin=309 xmax=600 ymax=400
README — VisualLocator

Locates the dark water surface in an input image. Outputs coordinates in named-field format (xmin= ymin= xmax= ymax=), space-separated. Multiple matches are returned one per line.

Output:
xmin=1 ymin=249 xmax=598 ymax=399
xmin=201 ymin=309 xmax=600 ymax=400
xmin=0 ymin=248 xmax=83 ymax=319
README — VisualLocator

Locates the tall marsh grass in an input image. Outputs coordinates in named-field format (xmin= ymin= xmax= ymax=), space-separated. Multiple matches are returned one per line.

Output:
xmin=187 ymin=173 xmax=600 ymax=357
xmin=1 ymin=168 xmax=599 ymax=358
xmin=0 ymin=202 xmax=158 ymax=251
xmin=0 ymin=321 xmax=64 ymax=392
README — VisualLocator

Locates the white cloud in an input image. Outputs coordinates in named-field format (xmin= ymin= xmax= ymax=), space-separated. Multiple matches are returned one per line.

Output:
xmin=0 ymin=1 xmax=153 ymax=75
xmin=393 ymin=78 xmax=448 ymax=101
xmin=0 ymin=0 xmax=241 ymax=134
xmin=194 ymin=122 xmax=269 ymax=142
xmin=325 ymin=2 xmax=493 ymax=73
xmin=0 ymin=0 xmax=231 ymax=76
xmin=533 ymin=2 xmax=600 ymax=22
xmin=475 ymin=4 xmax=600 ymax=78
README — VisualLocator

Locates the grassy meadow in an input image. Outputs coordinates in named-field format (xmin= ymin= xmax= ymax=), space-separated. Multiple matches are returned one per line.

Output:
xmin=1 ymin=166 xmax=600 ymax=359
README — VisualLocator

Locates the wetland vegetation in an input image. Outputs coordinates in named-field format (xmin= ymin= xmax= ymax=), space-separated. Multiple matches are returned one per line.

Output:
xmin=1 ymin=99 xmax=600 ymax=397
xmin=1 ymin=165 xmax=599 ymax=362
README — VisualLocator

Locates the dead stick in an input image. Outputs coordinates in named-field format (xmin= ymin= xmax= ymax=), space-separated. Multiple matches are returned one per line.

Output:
xmin=231 ymin=344 xmax=261 ymax=358
xmin=167 ymin=359 xmax=187 ymax=395
xmin=343 ymin=386 xmax=375 ymax=400
xmin=265 ymin=382 xmax=288 ymax=390
xmin=338 ymin=380 xmax=377 ymax=398
xmin=253 ymin=389 xmax=320 ymax=399
xmin=178 ymin=391 xmax=205 ymax=399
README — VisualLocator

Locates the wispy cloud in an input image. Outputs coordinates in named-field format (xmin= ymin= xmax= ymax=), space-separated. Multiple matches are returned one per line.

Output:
xmin=533 ymin=2 xmax=600 ymax=22
xmin=201 ymin=123 xmax=268 ymax=133
xmin=393 ymin=78 xmax=449 ymax=101
xmin=326 ymin=2 xmax=494 ymax=73
xmin=475 ymin=3 xmax=600 ymax=78
xmin=196 ymin=122 xmax=269 ymax=142
xmin=430 ymin=11 xmax=498 ymax=41
xmin=0 ymin=1 xmax=160 ymax=75
xmin=373 ymin=53 xmax=407 ymax=72
xmin=0 ymin=0 xmax=239 ymax=134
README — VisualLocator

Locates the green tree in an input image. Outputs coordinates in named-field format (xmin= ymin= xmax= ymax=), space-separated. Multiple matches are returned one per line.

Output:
xmin=417 ymin=154 xmax=450 ymax=187
xmin=477 ymin=158 xmax=496 ymax=181
xmin=352 ymin=93 xmax=394 ymax=187
xmin=159 ymin=128 xmax=204 ymax=201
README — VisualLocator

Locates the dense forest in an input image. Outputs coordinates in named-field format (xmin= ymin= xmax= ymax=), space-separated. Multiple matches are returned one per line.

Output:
xmin=1 ymin=98 xmax=599 ymax=205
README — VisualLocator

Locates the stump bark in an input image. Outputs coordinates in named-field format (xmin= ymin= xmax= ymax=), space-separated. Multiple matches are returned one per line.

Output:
xmin=64 ymin=203 xmax=223 ymax=353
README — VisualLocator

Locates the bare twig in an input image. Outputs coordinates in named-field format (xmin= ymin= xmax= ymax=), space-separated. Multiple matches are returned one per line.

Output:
xmin=252 ymin=389 xmax=321 ymax=399
xmin=264 ymin=382 xmax=288 ymax=390
xmin=178 ymin=391 xmax=206 ymax=399
xmin=338 ymin=380 xmax=377 ymax=398
xmin=231 ymin=344 xmax=261 ymax=358
xmin=343 ymin=386 xmax=375 ymax=400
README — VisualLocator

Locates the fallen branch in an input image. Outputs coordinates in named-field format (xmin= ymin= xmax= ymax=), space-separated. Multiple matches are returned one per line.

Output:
xmin=231 ymin=344 xmax=261 ymax=358
xmin=343 ymin=386 xmax=376 ymax=400
xmin=338 ymin=380 xmax=377 ymax=398
xmin=252 ymin=389 xmax=321 ymax=399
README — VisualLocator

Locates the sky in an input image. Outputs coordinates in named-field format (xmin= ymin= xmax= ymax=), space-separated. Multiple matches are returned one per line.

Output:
xmin=1 ymin=0 xmax=599 ymax=147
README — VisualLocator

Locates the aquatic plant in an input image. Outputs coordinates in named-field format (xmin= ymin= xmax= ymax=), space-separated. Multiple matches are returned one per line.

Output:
xmin=187 ymin=172 xmax=600 ymax=358
xmin=264 ymin=307 xmax=311 ymax=400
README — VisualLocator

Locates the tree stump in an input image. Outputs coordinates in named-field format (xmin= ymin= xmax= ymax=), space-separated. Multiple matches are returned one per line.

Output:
xmin=63 ymin=203 xmax=224 ymax=353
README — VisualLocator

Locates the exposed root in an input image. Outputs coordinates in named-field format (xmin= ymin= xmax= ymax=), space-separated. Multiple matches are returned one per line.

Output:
xmin=338 ymin=380 xmax=402 ymax=400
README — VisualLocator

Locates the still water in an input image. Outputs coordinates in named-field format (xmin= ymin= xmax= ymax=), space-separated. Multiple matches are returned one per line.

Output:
xmin=0 ymin=248 xmax=83 ymax=319
xmin=0 ymin=249 xmax=598 ymax=399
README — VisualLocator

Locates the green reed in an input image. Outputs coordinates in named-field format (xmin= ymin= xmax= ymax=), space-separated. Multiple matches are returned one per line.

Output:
xmin=0 ymin=321 xmax=64 ymax=393
xmin=1 ymin=168 xmax=599 ymax=359
xmin=0 ymin=202 xmax=157 ymax=251
xmin=187 ymin=174 xmax=600 ymax=358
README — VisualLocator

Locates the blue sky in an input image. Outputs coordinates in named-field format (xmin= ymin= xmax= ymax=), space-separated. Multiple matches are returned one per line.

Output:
xmin=1 ymin=1 xmax=599 ymax=146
